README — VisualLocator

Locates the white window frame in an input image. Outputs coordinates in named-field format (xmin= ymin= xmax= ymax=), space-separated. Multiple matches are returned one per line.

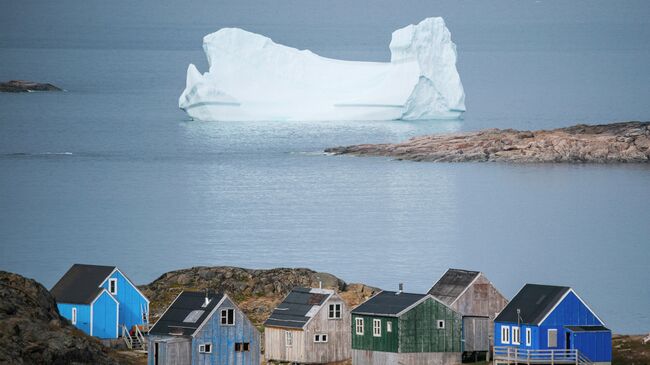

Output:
xmin=199 ymin=343 xmax=212 ymax=353
xmin=501 ymin=325 xmax=510 ymax=344
xmin=328 ymin=303 xmax=342 ymax=319
xmin=108 ymin=278 xmax=117 ymax=295
xmin=512 ymin=326 xmax=520 ymax=345
xmin=437 ymin=320 xmax=446 ymax=329
xmin=285 ymin=331 xmax=293 ymax=347
xmin=314 ymin=334 xmax=328 ymax=343
xmin=71 ymin=307 xmax=77 ymax=325
xmin=386 ymin=321 xmax=392 ymax=333
xmin=220 ymin=308 xmax=235 ymax=326
xmin=355 ymin=317 xmax=364 ymax=335
xmin=373 ymin=319 xmax=381 ymax=337
xmin=548 ymin=329 xmax=557 ymax=347
xmin=526 ymin=328 xmax=532 ymax=346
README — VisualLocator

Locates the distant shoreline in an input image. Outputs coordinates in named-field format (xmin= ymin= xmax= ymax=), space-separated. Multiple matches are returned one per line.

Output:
xmin=326 ymin=121 xmax=650 ymax=163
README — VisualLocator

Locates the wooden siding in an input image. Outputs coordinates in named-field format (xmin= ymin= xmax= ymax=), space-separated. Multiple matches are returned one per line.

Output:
xmin=100 ymin=270 xmax=149 ymax=330
xmin=265 ymin=293 xmax=351 ymax=363
xmin=192 ymin=296 xmax=261 ymax=365
xmin=58 ymin=303 xmax=91 ymax=335
xmin=148 ymin=336 xmax=192 ymax=365
xmin=92 ymin=290 xmax=118 ymax=339
xmin=350 ymin=315 xmax=399 ymax=353
xmin=352 ymin=349 xmax=461 ymax=365
xmin=399 ymin=297 xmax=462 ymax=353
xmin=462 ymin=317 xmax=488 ymax=352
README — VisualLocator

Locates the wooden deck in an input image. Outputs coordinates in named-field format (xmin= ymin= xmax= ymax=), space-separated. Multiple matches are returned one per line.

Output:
xmin=494 ymin=347 xmax=592 ymax=365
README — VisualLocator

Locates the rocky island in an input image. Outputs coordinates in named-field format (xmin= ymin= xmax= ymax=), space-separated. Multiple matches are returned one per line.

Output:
xmin=0 ymin=80 xmax=62 ymax=92
xmin=326 ymin=122 xmax=650 ymax=163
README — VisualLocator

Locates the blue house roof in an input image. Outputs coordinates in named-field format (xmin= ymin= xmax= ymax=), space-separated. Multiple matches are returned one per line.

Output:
xmin=51 ymin=264 xmax=116 ymax=304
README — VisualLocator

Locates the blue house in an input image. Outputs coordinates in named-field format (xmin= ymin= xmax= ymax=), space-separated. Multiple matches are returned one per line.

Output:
xmin=148 ymin=291 xmax=261 ymax=365
xmin=494 ymin=284 xmax=611 ymax=364
xmin=50 ymin=264 xmax=150 ymax=339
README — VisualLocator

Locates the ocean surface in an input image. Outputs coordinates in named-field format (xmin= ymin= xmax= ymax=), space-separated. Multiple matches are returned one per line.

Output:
xmin=1 ymin=0 xmax=649 ymax=333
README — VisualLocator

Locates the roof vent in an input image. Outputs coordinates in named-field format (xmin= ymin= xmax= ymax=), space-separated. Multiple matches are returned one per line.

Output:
xmin=397 ymin=283 xmax=403 ymax=295
xmin=202 ymin=289 xmax=211 ymax=308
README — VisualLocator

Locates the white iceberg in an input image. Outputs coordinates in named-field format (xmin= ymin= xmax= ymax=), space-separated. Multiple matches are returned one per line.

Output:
xmin=179 ymin=17 xmax=465 ymax=122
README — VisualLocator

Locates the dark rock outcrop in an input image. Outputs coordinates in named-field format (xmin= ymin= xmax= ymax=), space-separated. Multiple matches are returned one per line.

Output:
xmin=0 ymin=271 xmax=122 ymax=364
xmin=141 ymin=266 xmax=378 ymax=326
xmin=326 ymin=122 xmax=650 ymax=163
xmin=0 ymin=80 xmax=62 ymax=92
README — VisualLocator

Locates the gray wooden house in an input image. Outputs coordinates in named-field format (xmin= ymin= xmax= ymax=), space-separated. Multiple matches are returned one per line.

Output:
xmin=351 ymin=288 xmax=462 ymax=365
xmin=148 ymin=291 xmax=261 ymax=365
xmin=264 ymin=287 xmax=351 ymax=364
xmin=428 ymin=269 xmax=508 ymax=360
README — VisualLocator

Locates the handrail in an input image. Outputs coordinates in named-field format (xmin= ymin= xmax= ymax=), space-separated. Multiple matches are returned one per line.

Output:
xmin=122 ymin=325 xmax=133 ymax=349
xmin=494 ymin=346 xmax=593 ymax=365
xmin=134 ymin=325 xmax=147 ymax=351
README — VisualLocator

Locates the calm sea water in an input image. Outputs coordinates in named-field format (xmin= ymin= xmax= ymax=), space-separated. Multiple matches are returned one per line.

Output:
xmin=1 ymin=0 xmax=649 ymax=333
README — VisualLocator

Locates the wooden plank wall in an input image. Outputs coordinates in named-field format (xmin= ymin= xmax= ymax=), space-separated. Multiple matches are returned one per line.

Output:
xmin=352 ymin=349 xmax=461 ymax=365
xmin=399 ymin=297 xmax=462 ymax=353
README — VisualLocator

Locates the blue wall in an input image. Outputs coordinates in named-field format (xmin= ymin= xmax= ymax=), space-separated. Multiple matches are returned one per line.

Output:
xmin=58 ymin=303 xmax=91 ymax=335
xmin=192 ymin=296 xmax=261 ymax=365
xmin=100 ymin=269 xmax=149 ymax=330
xmin=572 ymin=330 xmax=612 ymax=362
xmin=92 ymin=290 xmax=119 ymax=339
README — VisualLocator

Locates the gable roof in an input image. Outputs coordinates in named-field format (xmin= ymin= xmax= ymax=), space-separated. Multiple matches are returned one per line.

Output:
xmin=428 ymin=268 xmax=481 ymax=306
xmin=264 ymin=287 xmax=334 ymax=329
xmin=352 ymin=291 xmax=428 ymax=317
xmin=50 ymin=264 xmax=116 ymax=304
xmin=495 ymin=284 xmax=570 ymax=325
xmin=149 ymin=291 xmax=225 ymax=337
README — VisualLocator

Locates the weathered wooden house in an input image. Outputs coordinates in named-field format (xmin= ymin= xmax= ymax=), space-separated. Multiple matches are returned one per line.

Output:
xmin=50 ymin=264 xmax=150 ymax=339
xmin=148 ymin=291 xmax=261 ymax=365
xmin=351 ymin=288 xmax=462 ymax=365
xmin=428 ymin=268 xmax=508 ymax=359
xmin=264 ymin=287 xmax=351 ymax=364
xmin=493 ymin=284 xmax=611 ymax=365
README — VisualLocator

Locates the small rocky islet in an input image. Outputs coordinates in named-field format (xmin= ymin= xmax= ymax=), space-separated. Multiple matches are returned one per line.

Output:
xmin=0 ymin=80 xmax=62 ymax=93
xmin=326 ymin=121 xmax=650 ymax=163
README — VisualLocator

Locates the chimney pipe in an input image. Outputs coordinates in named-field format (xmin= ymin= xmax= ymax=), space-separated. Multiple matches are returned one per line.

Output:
xmin=397 ymin=283 xmax=403 ymax=295
xmin=319 ymin=281 xmax=322 ymax=289
xmin=204 ymin=289 xmax=210 ymax=307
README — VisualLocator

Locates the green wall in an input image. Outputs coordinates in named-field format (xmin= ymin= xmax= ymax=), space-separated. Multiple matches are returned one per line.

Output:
xmin=399 ymin=297 xmax=462 ymax=353
xmin=351 ymin=314 xmax=399 ymax=352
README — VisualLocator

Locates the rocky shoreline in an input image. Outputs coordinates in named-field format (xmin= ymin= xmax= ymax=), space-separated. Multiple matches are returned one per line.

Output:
xmin=326 ymin=122 xmax=650 ymax=163
xmin=0 ymin=80 xmax=62 ymax=92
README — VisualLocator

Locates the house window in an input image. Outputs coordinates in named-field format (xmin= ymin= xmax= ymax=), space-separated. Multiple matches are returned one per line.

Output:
xmin=328 ymin=303 xmax=342 ymax=319
xmin=437 ymin=320 xmax=446 ymax=329
xmin=314 ymin=334 xmax=328 ymax=343
xmin=386 ymin=321 xmax=392 ymax=333
xmin=373 ymin=319 xmax=381 ymax=337
xmin=235 ymin=343 xmax=250 ymax=352
xmin=220 ymin=308 xmax=234 ymax=325
xmin=108 ymin=278 xmax=117 ymax=295
xmin=355 ymin=318 xmax=364 ymax=335
xmin=548 ymin=329 xmax=557 ymax=347
xmin=501 ymin=325 xmax=510 ymax=344
xmin=71 ymin=307 xmax=77 ymax=325
xmin=512 ymin=326 xmax=520 ymax=345
xmin=285 ymin=331 xmax=293 ymax=347
xmin=199 ymin=343 xmax=212 ymax=353
xmin=526 ymin=328 xmax=532 ymax=346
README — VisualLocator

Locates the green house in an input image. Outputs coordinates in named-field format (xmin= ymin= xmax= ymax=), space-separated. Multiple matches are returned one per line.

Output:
xmin=351 ymin=289 xmax=462 ymax=365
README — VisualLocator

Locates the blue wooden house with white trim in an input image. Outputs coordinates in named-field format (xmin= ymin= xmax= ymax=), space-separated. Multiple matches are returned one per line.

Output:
xmin=50 ymin=264 xmax=150 ymax=339
xmin=148 ymin=291 xmax=261 ymax=365
xmin=493 ymin=284 xmax=611 ymax=365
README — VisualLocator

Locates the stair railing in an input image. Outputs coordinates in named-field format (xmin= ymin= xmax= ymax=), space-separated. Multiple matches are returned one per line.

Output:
xmin=122 ymin=324 xmax=133 ymax=349
xmin=134 ymin=325 xmax=147 ymax=351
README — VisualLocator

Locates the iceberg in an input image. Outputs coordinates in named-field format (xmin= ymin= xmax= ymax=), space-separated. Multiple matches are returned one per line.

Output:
xmin=179 ymin=17 xmax=465 ymax=122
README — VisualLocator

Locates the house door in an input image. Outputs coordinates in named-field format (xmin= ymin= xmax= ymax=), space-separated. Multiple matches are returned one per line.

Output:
xmin=154 ymin=342 xmax=159 ymax=365
xmin=565 ymin=332 xmax=572 ymax=349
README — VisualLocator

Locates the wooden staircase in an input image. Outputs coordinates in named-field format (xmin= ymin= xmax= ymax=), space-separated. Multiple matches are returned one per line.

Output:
xmin=494 ymin=347 xmax=593 ymax=365
xmin=122 ymin=324 xmax=147 ymax=352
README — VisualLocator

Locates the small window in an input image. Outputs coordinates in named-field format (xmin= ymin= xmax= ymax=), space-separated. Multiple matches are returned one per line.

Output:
xmin=199 ymin=343 xmax=212 ymax=353
xmin=235 ymin=342 xmax=250 ymax=352
xmin=548 ymin=329 xmax=557 ymax=347
xmin=108 ymin=278 xmax=117 ymax=295
xmin=512 ymin=326 xmax=520 ymax=345
xmin=314 ymin=334 xmax=328 ymax=343
xmin=386 ymin=321 xmax=392 ymax=333
xmin=220 ymin=308 xmax=235 ymax=325
xmin=526 ymin=328 xmax=532 ymax=346
xmin=285 ymin=331 xmax=293 ymax=347
xmin=437 ymin=320 xmax=445 ymax=329
xmin=71 ymin=307 xmax=77 ymax=325
xmin=501 ymin=325 xmax=510 ymax=344
xmin=355 ymin=318 xmax=364 ymax=335
xmin=183 ymin=310 xmax=205 ymax=323
xmin=373 ymin=319 xmax=381 ymax=337
xmin=328 ymin=303 xmax=342 ymax=319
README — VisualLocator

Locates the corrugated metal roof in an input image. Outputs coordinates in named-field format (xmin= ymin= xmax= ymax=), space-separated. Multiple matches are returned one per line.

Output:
xmin=495 ymin=284 xmax=570 ymax=325
xmin=352 ymin=291 xmax=427 ymax=317
xmin=264 ymin=287 xmax=333 ymax=329
xmin=149 ymin=291 xmax=224 ymax=336
xmin=427 ymin=268 xmax=480 ymax=306
xmin=565 ymin=325 xmax=610 ymax=332
xmin=50 ymin=264 xmax=116 ymax=304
